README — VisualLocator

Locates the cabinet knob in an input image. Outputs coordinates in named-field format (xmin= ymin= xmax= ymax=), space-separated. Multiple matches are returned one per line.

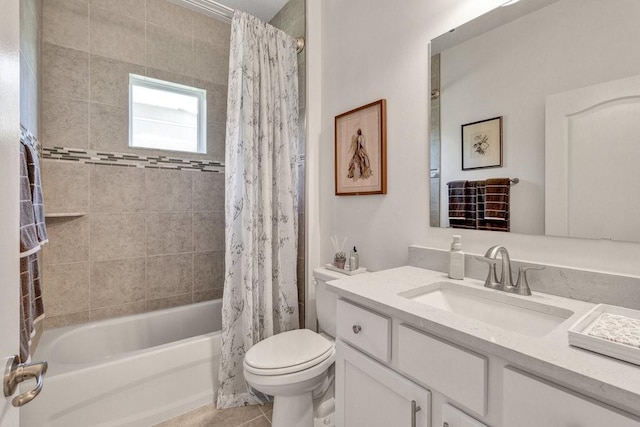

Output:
xmin=352 ymin=324 xmax=362 ymax=334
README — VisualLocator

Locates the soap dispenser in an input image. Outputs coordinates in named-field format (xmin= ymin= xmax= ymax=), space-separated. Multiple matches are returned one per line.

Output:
xmin=448 ymin=235 xmax=465 ymax=280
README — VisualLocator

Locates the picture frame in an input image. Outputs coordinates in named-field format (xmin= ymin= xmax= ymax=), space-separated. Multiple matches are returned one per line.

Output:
xmin=334 ymin=99 xmax=387 ymax=195
xmin=461 ymin=116 xmax=503 ymax=170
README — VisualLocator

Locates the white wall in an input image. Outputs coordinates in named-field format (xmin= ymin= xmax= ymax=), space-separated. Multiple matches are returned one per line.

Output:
xmin=439 ymin=0 xmax=640 ymax=235
xmin=310 ymin=0 xmax=640 ymax=278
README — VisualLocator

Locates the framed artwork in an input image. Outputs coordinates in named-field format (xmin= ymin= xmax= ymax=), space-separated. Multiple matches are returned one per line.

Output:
xmin=334 ymin=99 xmax=387 ymax=195
xmin=461 ymin=116 xmax=503 ymax=170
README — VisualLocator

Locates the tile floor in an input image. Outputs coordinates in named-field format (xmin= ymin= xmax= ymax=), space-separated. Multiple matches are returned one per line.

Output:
xmin=155 ymin=403 xmax=273 ymax=427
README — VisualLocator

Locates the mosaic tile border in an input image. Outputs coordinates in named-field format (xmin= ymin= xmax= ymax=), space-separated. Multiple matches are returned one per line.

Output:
xmin=42 ymin=146 xmax=226 ymax=173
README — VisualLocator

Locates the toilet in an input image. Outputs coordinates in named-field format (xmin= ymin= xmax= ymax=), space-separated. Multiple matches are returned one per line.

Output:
xmin=243 ymin=267 xmax=349 ymax=427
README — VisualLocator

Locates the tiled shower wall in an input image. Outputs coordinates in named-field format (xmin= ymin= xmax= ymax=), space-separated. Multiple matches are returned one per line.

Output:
xmin=40 ymin=0 xmax=230 ymax=328
xmin=270 ymin=0 xmax=306 ymax=328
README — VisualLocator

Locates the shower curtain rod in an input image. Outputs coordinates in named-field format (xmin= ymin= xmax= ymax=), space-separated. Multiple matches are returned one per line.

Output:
xmin=174 ymin=0 xmax=305 ymax=53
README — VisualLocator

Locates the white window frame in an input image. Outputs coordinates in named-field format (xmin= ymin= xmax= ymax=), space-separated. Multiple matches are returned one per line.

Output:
xmin=129 ymin=74 xmax=207 ymax=154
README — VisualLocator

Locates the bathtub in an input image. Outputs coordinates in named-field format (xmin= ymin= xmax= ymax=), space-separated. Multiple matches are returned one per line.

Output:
xmin=20 ymin=299 xmax=222 ymax=427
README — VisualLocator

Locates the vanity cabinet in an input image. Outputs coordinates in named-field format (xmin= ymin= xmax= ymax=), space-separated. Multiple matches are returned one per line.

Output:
xmin=334 ymin=296 xmax=640 ymax=427
xmin=335 ymin=341 xmax=431 ymax=427
xmin=503 ymin=368 xmax=640 ymax=427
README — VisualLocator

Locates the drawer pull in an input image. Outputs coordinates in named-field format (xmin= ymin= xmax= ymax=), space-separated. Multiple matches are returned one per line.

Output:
xmin=411 ymin=400 xmax=421 ymax=427
xmin=352 ymin=324 xmax=362 ymax=334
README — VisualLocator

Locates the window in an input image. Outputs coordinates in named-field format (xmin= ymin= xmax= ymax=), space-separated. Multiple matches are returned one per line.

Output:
xmin=129 ymin=74 xmax=206 ymax=154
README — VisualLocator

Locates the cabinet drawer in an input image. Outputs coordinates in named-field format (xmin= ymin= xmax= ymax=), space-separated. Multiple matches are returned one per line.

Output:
xmin=337 ymin=299 xmax=391 ymax=363
xmin=398 ymin=324 xmax=487 ymax=416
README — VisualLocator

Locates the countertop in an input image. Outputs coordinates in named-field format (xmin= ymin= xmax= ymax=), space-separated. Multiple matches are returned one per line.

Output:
xmin=325 ymin=265 xmax=640 ymax=416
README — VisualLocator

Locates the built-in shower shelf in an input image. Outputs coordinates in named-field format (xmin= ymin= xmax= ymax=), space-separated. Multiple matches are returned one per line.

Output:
xmin=45 ymin=212 xmax=86 ymax=218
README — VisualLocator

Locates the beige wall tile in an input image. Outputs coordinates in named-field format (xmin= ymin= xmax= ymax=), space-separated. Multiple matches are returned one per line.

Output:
xmin=90 ymin=301 xmax=146 ymax=321
xmin=43 ymin=262 xmax=90 ymax=316
xmin=146 ymin=253 xmax=193 ymax=298
xmin=43 ymin=216 xmax=89 ymax=265
xmin=89 ymin=102 xmax=128 ymax=151
xmin=43 ymin=311 xmax=90 ymax=330
xmin=90 ymin=257 xmax=145 ymax=308
xmin=193 ymin=211 xmax=224 ymax=252
xmin=146 ymin=293 xmax=192 ymax=311
xmin=90 ymin=165 xmax=145 ymax=212
xmin=270 ymin=0 xmax=304 ymax=36
xmin=90 ymin=213 xmax=146 ymax=260
xmin=193 ymin=250 xmax=223 ymax=293
xmin=43 ymin=0 xmax=88 ymax=51
xmin=193 ymin=13 xmax=230 ymax=45
xmin=194 ymin=79 xmax=227 ymax=125
xmin=297 ymin=212 xmax=304 ymax=258
xmin=89 ymin=5 xmax=145 ymax=65
xmin=146 ymin=23 xmax=194 ymax=77
xmin=192 ymin=171 xmax=224 ymax=212
xmin=193 ymin=289 xmax=219 ymax=303
xmin=42 ymin=42 xmax=89 ymax=100
xmin=42 ymin=160 xmax=89 ymax=213
xmin=42 ymin=96 xmax=89 ymax=148
xmin=88 ymin=0 xmax=144 ymax=21
xmin=90 ymin=55 xmax=144 ymax=106
xmin=193 ymin=39 xmax=228 ymax=84
xmin=146 ymin=212 xmax=193 ymax=255
xmin=207 ymin=121 xmax=226 ymax=161
xmin=146 ymin=68 xmax=194 ymax=87
xmin=145 ymin=169 xmax=192 ymax=212
xmin=297 ymin=164 xmax=304 ymax=211
xmin=146 ymin=0 xmax=194 ymax=37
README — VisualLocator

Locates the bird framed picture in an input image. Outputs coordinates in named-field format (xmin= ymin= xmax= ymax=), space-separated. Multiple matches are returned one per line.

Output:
xmin=461 ymin=116 xmax=503 ymax=170
xmin=334 ymin=99 xmax=387 ymax=195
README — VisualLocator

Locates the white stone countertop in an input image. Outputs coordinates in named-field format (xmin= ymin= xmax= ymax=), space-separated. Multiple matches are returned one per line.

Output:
xmin=325 ymin=265 xmax=640 ymax=417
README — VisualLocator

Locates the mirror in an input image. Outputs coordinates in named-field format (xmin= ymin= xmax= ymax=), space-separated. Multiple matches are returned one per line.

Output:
xmin=430 ymin=0 xmax=640 ymax=242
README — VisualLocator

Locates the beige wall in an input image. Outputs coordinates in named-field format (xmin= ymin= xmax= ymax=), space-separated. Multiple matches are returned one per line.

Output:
xmin=314 ymin=0 xmax=640 ymax=281
xmin=40 ymin=0 xmax=230 ymax=328
xmin=270 ymin=0 xmax=306 ymax=327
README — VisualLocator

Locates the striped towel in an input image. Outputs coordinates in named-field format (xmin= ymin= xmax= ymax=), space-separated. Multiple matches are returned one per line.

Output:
xmin=448 ymin=181 xmax=477 ymax=229
xmin=20 ymin=143 xmax=40 ymax=256
xmin=19 ymin=139 xmax=47 ymax=363
xmin=23 ymin=141 xmax=48 ymax=245
xmin=479 ymin=178 xmax=510 ymax=232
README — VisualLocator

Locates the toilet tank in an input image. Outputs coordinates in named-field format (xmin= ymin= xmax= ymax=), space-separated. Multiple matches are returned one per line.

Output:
xmin=312 ymin=268 xmax=348 ymax=338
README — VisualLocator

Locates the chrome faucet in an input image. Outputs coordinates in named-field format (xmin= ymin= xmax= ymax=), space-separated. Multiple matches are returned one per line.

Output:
xmin=475 ymin=246 xmax=543 ymax=296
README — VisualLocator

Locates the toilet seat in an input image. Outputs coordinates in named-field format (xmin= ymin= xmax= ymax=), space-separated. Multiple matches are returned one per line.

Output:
xmin=244 ymin=329 xmax=334 ymax=376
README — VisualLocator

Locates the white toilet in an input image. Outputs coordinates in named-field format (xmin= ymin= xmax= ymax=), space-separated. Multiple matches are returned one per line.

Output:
xmin=243 ymin=268 xmax=347 ymax=427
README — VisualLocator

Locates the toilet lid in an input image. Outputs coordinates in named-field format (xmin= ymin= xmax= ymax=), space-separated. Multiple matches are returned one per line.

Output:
xmin=244 ymin=329 xmax=333 ymax=373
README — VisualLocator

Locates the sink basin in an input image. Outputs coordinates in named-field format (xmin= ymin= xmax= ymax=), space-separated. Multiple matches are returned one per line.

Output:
xmin=399 ymin=281 xmax=574 ymax=337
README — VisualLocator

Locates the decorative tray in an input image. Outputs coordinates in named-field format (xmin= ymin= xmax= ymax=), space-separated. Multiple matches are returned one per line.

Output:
xmin=324 ymin=264 xmax=367 ymax=276
xmin=568 ymin=304 xmax=640 ymax=366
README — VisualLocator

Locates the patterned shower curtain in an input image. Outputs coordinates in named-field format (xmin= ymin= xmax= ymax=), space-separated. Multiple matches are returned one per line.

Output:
xmin=216 ymin=10 xmax=300 ymax=409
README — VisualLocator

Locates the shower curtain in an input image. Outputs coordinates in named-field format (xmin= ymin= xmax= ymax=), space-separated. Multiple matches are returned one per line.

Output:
xmin=216 ymin=10 xmax=300 ymax=409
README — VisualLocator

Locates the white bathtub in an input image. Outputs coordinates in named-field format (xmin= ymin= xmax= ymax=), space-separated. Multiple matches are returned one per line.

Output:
xmin=20 ymin=300 xmax=222 ymax=427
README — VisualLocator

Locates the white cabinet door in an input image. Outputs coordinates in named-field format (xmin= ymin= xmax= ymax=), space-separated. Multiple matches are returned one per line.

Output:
xmin=442 ymin=403 xmax=487 ymax=427
xmin=335 ymin=340 xmax=431 ymax=427
xmin=504 ymin=367 xmax=640 ymax=427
